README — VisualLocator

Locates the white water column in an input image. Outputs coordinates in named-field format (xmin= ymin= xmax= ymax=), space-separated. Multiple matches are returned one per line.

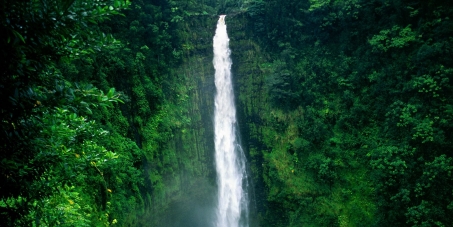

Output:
xmin=213 ymin=15 xmax=249 ymax=227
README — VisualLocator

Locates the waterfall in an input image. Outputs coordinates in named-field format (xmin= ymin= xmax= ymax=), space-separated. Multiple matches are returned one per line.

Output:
xmin=213 ymin=15 xmax=249 ymax=227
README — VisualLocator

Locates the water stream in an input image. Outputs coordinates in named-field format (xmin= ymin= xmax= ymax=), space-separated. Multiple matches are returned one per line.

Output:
xmin=213 ymin=15 xmax=249 ymax=227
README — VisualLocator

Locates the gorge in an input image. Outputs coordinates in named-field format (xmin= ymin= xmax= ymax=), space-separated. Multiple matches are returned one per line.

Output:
xmin=1 ymin=0 xmax=453 ymax=227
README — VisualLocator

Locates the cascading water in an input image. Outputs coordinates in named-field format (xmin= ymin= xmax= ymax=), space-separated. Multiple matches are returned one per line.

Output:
xmin=213 ymin=15 xmax=249 ymax=227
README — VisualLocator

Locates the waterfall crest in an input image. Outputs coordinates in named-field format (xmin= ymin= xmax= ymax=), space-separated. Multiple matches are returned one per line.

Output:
xmin=213 ymin=15 xmax=249 ymax=227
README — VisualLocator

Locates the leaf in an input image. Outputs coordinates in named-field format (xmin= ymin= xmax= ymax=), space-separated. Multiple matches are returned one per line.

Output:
xmin=12 ymin=30 xmax=25 ymax=43
xmin=107 ymin=87 xmax=115 ymax=98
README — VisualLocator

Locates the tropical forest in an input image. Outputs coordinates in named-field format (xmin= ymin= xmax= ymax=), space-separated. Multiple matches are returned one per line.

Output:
xmin=1 ymin=0 xmax=453 ymax=226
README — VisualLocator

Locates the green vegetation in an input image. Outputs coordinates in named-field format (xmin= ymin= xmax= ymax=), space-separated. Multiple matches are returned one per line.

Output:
xmin=1 ymin=0 xmax=452 ymax=226
xmin=1 ymin=0 xmax=215 ymax=225
xmin=233 ymin=0 xmax=453 ymax=226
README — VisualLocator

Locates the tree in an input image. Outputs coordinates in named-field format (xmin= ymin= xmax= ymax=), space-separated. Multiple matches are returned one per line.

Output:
xmin=0 ymin=0 xmax=131 ymax=225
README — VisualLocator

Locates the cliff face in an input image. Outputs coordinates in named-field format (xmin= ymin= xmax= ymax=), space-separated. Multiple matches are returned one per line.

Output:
xmin=226 ymin=1 xmax=453 ymax=226
xmin=136 ymin=14 xmax=219 ymax=226
xmin=156 ymin=9 xmax=375 ymax=226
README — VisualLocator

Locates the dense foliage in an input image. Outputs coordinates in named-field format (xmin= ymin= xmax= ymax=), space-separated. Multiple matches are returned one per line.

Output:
xmin=1 ymin=0 xmax=216 ymax=226
xmin=2 ymin=0 xmax=452 ymax=226
xmin=233 ymin=0 xmax=453 ymax=226
xmin=0 ymin=0 xmax=137 ymax=225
